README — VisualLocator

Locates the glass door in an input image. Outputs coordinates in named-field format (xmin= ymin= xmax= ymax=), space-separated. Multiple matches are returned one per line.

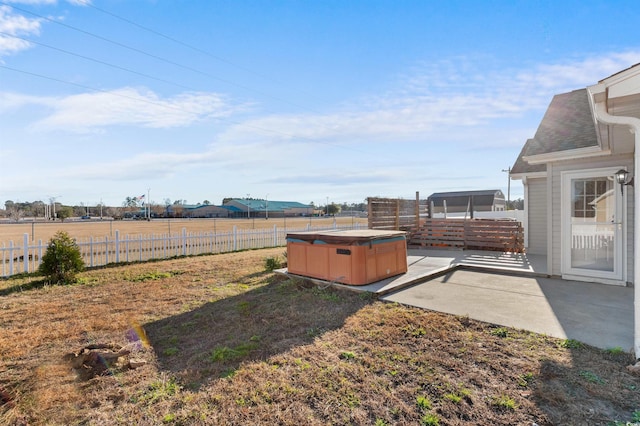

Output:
xmin=563 ymin=169 xmax=623 ymax=281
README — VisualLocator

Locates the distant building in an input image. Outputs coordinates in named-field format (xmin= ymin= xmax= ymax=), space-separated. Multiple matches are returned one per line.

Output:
xmin=428 ymin=190 xmax=506 ymax=214
xmin=223 ymin=199 xmax=313 ymax=218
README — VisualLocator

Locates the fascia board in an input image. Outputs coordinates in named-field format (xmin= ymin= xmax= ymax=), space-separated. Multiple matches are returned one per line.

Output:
xmin=598 ymin=65 xmax=640 ymax=86
xmin=523 ymin=146 xmax=610 ymax=165
xmin=510 ymin=171 xmax=546 ymax=181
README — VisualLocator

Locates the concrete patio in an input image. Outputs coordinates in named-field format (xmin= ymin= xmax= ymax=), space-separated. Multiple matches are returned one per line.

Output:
xmin=281 ymin=248 xmax=633 ymax=351
xmin=284 ymin=248 xmax=548 ymax=296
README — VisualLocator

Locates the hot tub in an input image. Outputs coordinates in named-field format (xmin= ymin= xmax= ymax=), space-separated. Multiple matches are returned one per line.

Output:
xmin=286 ymin=229 xmax=407 ymax=285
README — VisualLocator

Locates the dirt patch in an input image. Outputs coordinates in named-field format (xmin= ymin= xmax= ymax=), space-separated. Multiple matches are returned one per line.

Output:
xmin=1 ymin=248 xmax=639 ymax=425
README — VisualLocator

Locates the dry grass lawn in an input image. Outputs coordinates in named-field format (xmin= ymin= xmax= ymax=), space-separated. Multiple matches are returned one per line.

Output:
xmin=1 ymin=248 xmax=639 ymax=425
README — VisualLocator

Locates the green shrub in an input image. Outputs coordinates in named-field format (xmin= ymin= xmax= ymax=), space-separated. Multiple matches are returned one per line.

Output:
xmin=264 ymin=256 xmax=282 ymax=272
xmin=38 ymin=231 xmax=84 ymax=284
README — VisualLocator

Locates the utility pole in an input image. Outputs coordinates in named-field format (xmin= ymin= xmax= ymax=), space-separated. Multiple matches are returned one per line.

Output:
xmin=501 ymin=167 xmax=511 ymax=210
xmin=48 ymin=195 xmax=61 ymax=220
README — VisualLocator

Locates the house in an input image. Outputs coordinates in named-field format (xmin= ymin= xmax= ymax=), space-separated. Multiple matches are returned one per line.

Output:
xmin=223 ymin=199 xmax=314 ymax=218
xmin=511 ymin=63 xmax=640 ymax=354
xmin=428 ymin=190 xmax=506 ymax=215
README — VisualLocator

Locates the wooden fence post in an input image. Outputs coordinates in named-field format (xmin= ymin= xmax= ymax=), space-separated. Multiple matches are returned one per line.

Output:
xmin=9 ymin=241 xmax=14 ymax=276
xmin=233 ymin=226 xmax=237 ymax=251
xmin=23 ymin=233 xmax=28 ymax=274
xmin=415 ymin=191 xmax=420 ymax=230
xmin=115 ymin=230 xmax=120 ymax=264
xmin=273 ymin=224 xmax=278 ymax=247
xmin=89 ymin=236 xmax=94 ymax=267
xmin=182 ymin=228 xmax=187 ymax=256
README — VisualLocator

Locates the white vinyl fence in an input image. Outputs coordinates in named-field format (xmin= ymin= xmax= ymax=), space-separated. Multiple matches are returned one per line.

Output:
xmin=1 ymin=223 xmax=363 ymax=278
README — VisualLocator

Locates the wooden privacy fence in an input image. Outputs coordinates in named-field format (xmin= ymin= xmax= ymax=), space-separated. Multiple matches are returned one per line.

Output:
xmin=409 ymin=219 xmax=524 ymax=253
xmin=0 ymin=223 xmax=364 ymax=278
xmin=367 ymin=194 xmax=429 ymax=231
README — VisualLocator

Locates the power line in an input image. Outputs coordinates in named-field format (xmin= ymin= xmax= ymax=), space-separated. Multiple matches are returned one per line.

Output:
xmin=1 ymin=2 xmax=329 ymax=116
xmin=0 ymin=31 xmax=197 ymax=92
xmin=80 ymin=0 xmax=332 ymax=107
xmin=1 ymin=2 xmax=376 ymax=157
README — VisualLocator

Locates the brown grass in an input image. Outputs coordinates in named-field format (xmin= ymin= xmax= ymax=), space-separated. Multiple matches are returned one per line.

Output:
xmin=0 ymin=217 xmax=367 ymax=244
xmin=1 ymin=248 xmax=639 ymax=425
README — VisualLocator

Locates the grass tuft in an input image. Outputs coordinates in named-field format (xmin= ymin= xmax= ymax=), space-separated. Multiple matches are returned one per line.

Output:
xmin=416 ymin=395 xmax=432 ymax=410
xmin=421 ymin=413 xmax=440 ymax=425
xmin=490 ymin=327 xmax=509 ymax=338
xmin=491 ymin=394 xmax=518 ymax=411
xmin=559 ymin=338 xmax=584 ymax=349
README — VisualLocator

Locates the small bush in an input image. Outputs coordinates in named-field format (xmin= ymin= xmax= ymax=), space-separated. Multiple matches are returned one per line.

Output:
xmin=38 ymin=231 xmax=84 ymax=284
xmin=264 ymin=256 xmax=282 ymax=272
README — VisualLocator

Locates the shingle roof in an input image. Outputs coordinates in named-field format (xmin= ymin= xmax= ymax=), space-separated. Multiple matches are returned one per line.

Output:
xmin=429 ymin=190 xmax=503 ymax=199
xmin=510 ymin=139 xmax=546 ymax=175
xmin=511 ymin=88 xmax=599 ymax=174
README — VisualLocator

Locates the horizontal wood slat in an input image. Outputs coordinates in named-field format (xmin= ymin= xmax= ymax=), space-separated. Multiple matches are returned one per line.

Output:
xmin=409 ymin=218 xmax=524 ymax=253
xmin=367 ymin=196 xmax=429 ymax=232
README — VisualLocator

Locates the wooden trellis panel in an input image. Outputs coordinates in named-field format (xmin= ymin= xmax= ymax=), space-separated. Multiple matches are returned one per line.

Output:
xmin=409 ymin=218 xmax=524 ymax=253
xmin=367 ymin=195 xmax=429 ymax=232
xmin=409 ymin=219 xmax=465 ymax=249
xmin=464 ymin=219 xmax=524 ymax=253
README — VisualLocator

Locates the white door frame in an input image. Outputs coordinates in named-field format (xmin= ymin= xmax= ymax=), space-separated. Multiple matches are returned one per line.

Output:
xmin=561 ymin=167 xmax=626 ymax=285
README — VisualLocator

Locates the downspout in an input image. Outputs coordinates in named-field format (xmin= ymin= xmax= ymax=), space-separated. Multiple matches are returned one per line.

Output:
xmin=590 ymin=87 xmax=640 ymax=357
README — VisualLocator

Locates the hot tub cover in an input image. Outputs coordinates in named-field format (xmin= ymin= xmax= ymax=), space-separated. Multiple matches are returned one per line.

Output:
xmin=286 ymin=229 xmax=406 ymax=246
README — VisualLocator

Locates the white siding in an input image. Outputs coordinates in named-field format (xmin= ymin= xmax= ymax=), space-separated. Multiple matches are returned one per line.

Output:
xmin=527 ymin=178 xmax=547 ymax=255
xmin=549 ymin=154 xmax=634 ymax=282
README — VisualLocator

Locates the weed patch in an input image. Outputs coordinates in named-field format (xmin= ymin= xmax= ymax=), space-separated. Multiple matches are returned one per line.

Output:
xmin=421 ymin=413 xmax=440 ymax=425
xmin=579 ymin=370 xmax=606 ymax=384
xmin=210 ymin=341 xmax=259 ymax=363
xmin=140 ymin=375 xmax=180 ymax=404
xmin=491 ymin=394 xmax=518 ymax=411
xmin=490 ymin=327 xmax=509 ymax=338
xmin=559 ymin=338 xmax=584 ymax=349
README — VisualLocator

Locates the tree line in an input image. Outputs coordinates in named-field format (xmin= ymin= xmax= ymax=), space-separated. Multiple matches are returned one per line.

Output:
xmin=1 ymin=198 xmax=369 ymax=221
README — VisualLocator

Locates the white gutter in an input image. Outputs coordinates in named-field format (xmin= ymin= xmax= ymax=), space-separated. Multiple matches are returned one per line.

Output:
xmin=589 ymin=86 xmax=640 ymax=357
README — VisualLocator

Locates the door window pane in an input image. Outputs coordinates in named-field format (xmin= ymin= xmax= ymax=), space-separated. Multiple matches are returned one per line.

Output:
xmin=570 ymin=177 xmax=615 ymax=272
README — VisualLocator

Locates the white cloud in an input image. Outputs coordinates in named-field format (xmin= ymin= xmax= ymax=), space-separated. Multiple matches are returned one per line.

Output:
xmin=28 ymin=87 xmax=250 ymax=132
xmin=0 ymin=5 xmax=42 ymax=56
xmin=513 ymin=52 xmax=640 ymax=93
xmin=0 ymin=92 xmax=50 ymax=112
xmin=215 ymin=50 xmax=640 ymax=149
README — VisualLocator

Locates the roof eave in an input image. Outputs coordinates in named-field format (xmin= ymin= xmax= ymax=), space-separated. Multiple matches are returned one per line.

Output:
xmin=510 ymin=171 xmax=547 ymax=181
xmin=523 ymin=146 xmax=610 ymax=165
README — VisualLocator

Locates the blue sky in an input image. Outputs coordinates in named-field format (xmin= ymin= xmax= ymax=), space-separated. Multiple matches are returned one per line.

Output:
xmin=1 ymin=0 xmax=639 ymax=208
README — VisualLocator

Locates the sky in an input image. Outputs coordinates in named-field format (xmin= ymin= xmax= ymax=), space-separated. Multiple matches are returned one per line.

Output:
xmin=1 ymin=0 xmax=640 ymax=209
